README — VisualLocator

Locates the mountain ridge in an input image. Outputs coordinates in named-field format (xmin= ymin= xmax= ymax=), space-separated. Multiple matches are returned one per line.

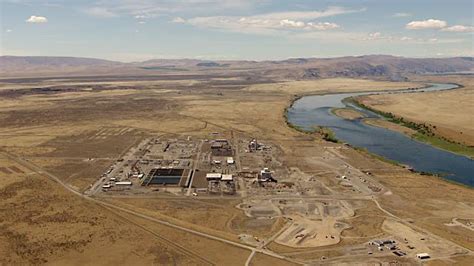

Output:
xmin=1 ymin=55 xmax=473 ymax=80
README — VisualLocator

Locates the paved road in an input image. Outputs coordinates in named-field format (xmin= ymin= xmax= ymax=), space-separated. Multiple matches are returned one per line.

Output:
xmin=245 ymin=250 xmax=256 ymax=266
xmin=451 ymin=218 xmax=474 ymax=232
xmin=85 ymin=138 xmax=149 ymax=196
xmin=371 ymin=197 xmax=473 ymax=255
xmin=5 ymin=147 xmax=471 ymax=264
xmin=186 ymin=140 xmax=203 ymax=196
xmin=0 ymin=149 xmax=302 ymax=265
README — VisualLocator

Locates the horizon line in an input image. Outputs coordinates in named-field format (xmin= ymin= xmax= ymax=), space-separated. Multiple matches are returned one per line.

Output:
xmin=1 ymin=54 xmax=473 ymax=64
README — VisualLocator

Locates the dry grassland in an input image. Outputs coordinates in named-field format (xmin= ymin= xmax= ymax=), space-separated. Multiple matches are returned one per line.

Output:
xmin=337 ymin=146 xmax=474 ymax=250
xmin=0 ymin=77 xmax=472 ymax=264
xmin=363 ymin=118 xmax=417 ymax=136
xmin=105 ymin=197 xmax=286 ymax=241
xmin=0 ymin=155 xmax=200 ymax=265
xmin=359 ymin=76 xmax=474 ymax=146
xmin=245 ymin=78 xmax=421 ymax=95
xmin=333 ymin=108 xmax=365 ymax=120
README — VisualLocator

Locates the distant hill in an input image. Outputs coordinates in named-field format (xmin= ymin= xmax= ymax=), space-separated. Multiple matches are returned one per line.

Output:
xmin=196 ymin=62 xmax=229 ymax=67
xmin=0 ymin=56 xmax=125 ymax=76
xmin=0 ymin=56 xmax=120 ymax=69
xmin=263 ymin=55 xmax=474 ymax=80
xmin=1 ymin=55 xmax=473 ymax=80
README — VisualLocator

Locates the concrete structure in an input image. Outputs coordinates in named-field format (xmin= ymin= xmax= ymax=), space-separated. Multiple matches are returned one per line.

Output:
xmin=115 ymin=181 xmax=132 ymax=186
xmin=371 ymin=239 xmax=395 ymax=247
xmin=259 ymin=168 xmax=276 ymax=182
xmin=248 ymin=139 xmax=262 ymax=152
xmin=221 ymin=174 xmax=233 ymax=181
xmin=195 ymin=188 xmax=208 ymax=193
xmin=142 ymin=168 xmax=187 ymax=186
xmin=393 ymin=251 xmax=406 ymax=257
xmin=416 ymin=253 xmax=430 ymax=259
xmin=206 ymin=173 xmax=222 ymax=180
xmin=210 ymin=139 xmax=233 ymax=156
xmin=226 ymin=157 xmax=234 ymax=164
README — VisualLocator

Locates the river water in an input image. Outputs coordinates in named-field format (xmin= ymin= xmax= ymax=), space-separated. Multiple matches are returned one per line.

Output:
xmin=287 ymin=83 xmax=474 ymax=187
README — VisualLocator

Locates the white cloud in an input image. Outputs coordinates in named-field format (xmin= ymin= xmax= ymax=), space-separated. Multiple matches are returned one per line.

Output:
xmin=441 ymin=25 xmax=474 ymax=32
xmin=172 ymin=17 xmax=186 ymax=23
xmin=369 ymin=32 xmax=382 ymax=38
xmin=138 ymin=21 xmax=146 ymax=24
xmin=393 ymin=12 xmax=411 ymax=17
xmin=6 ymin=29 xmax=13 ymax=33
xmin=354 ymin=32 xmax=462 ymax=44
xmin=405 ymin=19 xmax=473 ymax=33
xmin=359 ymin=32 xmax=392 ymax=41
xmin=82 ymin=0 xmax=262 ymax=19
xmin=185 ymin=16 xmax=341 ymax=35
xmin=251 ymin=6 xmax=365 ymax=20
xmin=406 ymin=19 xmax=447 ymax=30
xmin=280 ymin=19 xmax=305 ymax=29
xmin=307 ymin=22 xmax=340 ymax=30
xmin=26 ymin=15 xmax=48 ymax=23
xmin=84 ymin=7 xmax=118 ymax=18
xmin=176 ymin=6 xmax=359 ymax=35
xmin=277 ymin=20 xmax=339 ymax=30
xmin=133 ymin=13 xmax=158 ymax=19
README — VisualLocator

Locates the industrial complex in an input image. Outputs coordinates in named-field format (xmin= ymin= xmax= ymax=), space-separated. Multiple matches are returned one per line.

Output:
xmin=80 ymin=131 xmax=458 ymax=263
xmin=2 ymin=57 xmax=472 ymax=264
xmin=88 ymin=135 xmax=282 ymax=197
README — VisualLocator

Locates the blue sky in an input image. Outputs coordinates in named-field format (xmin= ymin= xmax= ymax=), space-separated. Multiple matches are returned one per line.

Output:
xmin=1 ymin=0 xmax=473 ymax=61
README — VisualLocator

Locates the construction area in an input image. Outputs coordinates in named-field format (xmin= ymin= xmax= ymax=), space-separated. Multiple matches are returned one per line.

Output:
xmin=80 ymin=131 xmax=471 ymax=263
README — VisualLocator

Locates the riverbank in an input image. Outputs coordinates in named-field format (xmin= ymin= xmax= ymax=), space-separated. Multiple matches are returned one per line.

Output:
xmin=286 ymin=82 xmax=474 ymax=187
xmin=282 ymin=80 xmax=423 ymax=136
xmin=363 ymin=118 xmax=417 ymax=136
xmin=351 ymin=97 xmax=474 ymax=159
xmin=352 ymin=77 xmax=474 ymax=146
xmin=331 ymin=108 xmax=365 ymax=120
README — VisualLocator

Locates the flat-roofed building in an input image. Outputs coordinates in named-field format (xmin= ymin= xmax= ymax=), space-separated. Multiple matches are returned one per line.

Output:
xmin=115 ymin=181 xmax=132 ymax=186
xmin=416 ymin=253 xmax=430 ymax=259
xmin=221 ymin=174 xmax=233 ymax=181
xmin=206 ymin=173 xmax=222 ymax=180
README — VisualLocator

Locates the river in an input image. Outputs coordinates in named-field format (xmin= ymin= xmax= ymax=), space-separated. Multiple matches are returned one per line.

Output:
xmin=286 ymin=83 xmax=474 ymax=187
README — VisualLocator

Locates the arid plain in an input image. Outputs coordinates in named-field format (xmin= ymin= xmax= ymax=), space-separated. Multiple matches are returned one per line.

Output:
xmin=0 ymin=69 xmax=473 ymax=265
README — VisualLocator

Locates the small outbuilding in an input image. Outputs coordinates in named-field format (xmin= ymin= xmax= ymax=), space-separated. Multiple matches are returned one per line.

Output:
xmin=416 ymin=253 xmax=430 ymax=259
xmin=115 ymin=181 xmax=132 ymax=186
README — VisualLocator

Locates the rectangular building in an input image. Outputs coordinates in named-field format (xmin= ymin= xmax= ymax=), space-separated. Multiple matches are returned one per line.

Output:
xmin=221 ymin=174 xmax=233 ymax=181
xmin=206 ymin=173 xmax=222 ymax=180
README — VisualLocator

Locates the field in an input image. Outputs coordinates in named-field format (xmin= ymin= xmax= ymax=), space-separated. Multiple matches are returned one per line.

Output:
xmin=0 ymin=74 xmax=473 ymax=265
xmin=357 ymin=76 xmax=474 ymax=150
xmin=363 ymin=118 xmax=417 ymax=136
